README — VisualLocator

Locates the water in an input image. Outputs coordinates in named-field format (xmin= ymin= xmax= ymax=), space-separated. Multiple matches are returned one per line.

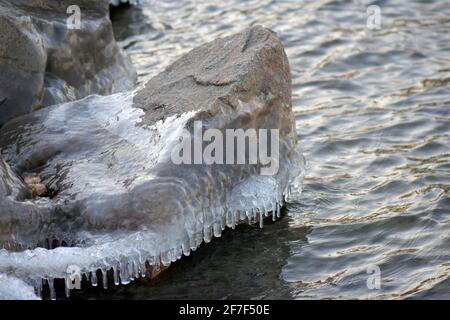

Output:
xmin=76 ymin=0 xmax=450 ymax=299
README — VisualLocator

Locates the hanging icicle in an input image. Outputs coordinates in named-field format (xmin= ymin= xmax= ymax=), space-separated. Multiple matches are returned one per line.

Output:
xmin=213 ymin=222 xmax=222 ymax=238
xmin=272 ymin=202 xmax=277 ymax=221
xmin=47 ymin=278 xmax=56 ymax=300
xmin=101 ymin=268 xmax=108 ymax=289
xmin=91 ymin=270 xmax=98 ymax=287
xmin=113 ymin=265 xmax=120 ymax=286
xmin=259 ymin=209 xmax=264 ymax=228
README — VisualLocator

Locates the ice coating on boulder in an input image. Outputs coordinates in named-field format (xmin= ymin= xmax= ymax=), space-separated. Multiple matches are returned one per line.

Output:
xmin=0 ymin=26 xmax=305 ymax=299
xmin=0 ymin=91 xmax=304 ymax=298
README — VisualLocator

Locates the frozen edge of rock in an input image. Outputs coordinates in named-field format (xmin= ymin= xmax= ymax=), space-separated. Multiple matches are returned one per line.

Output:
xmin=0 ymin=26 xmax=305 ymax=299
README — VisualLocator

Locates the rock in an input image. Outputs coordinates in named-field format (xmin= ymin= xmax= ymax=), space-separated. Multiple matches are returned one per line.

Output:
xmin=0 ymin=0 xmax=137 ymax=126
xmin=134 ymin=25 xmax=292 ymax=131
xmin=0 ymin=26 xmax=304 ymax=297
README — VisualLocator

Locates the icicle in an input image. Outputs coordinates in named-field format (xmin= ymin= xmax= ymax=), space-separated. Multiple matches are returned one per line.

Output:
xmin=176 ymin=246 xmax=183 ymax=260
xmin=277 ymin=201 xmax=281 ymax=218
xmin=203 ymin=225 xmax=212 ymax=243
xmin=213 ymin=222 xmax=222 ymax=238
xmin=64 ymin=280 xmax=71 ymax=298
xmin=249 ymin=208 xmax=255 ymax=224
xmin=120 ymin=260 xmax=130 ymax=285
xmin=169 ymin=248 xmax=178 ymax=263
xmin=133 ymin=259 xmax=140 ymax=279
xmin=153 ymin=256 xmax=161 ymax=271
xmin=147 ymin=255 xmax=155 ymax=267
xmin=244 ymin=210 xmax=250 ymax=224
xmin=195 ymin=231 xmax=203 ymax=247
xmin=35 ymin=278 xmax=43 ymax=298
xmin=128 ymin=260 xmax=135 ymax=281
xmin=101 ymin=268 xmax=108 ymax=289
xmin=47 ymin=278 xmax=56 ymax=300
xmin=285 ymin=186 xmax=292 ymax=202
xmin=221 ymin=214 xmax=227 ymax=230
xmin=279 ymin=193 xmax=285 ymax=207
xmin=231 ymin=210 xmax=238 ymax=229
xmin=231 ymin=210 xmax=236 ymax=226
xmin=272 ymin=202 xmax=277 ymax=221
xmin=189 ymin=234 xmax=197 ymax=250
xmin=113 ymin=265 xmax=120 ymax=286
xmin=239 ymin=210 xmax=246 ymax=221
xmin=141 ymin=260 xmax=148 ymax=277
xmin=160 ymin=251 xmax=171 ymax=266
xmin=182 ymin=238 xmax=191 ymax=256
xmin=226 ymin=210 xmax=233 ymax=228
xmin=259 ymin=209 xmax=264 ymax=228
xmin=122 ymin=272 xmax=131 ymax=285
xmin=91 ymin=270 xmax=98 ymax=287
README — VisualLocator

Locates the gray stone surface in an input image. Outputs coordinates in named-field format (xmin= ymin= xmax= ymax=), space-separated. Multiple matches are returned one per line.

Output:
xmin=0 ymin=0 xmax=137 ymax=126
xmin=134 ymin=26 xmax=292 ymax=133
xmin=0 ymin=27 xmax=304 ymax=294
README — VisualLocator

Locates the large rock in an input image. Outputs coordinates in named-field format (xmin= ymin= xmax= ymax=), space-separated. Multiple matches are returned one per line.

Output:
xmin=0 ymin=0 xmax=136 ymax=126
xmin=0 ymin=26 xmax=304 ymax=298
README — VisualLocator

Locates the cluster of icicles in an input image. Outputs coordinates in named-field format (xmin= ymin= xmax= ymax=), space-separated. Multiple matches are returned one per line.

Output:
xmin=1 ymin=185 xmax=300 ymax=300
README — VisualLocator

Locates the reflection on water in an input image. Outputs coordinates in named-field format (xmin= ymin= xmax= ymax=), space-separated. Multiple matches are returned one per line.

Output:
xmin=92 ymin=0 xmax=449 ymax=299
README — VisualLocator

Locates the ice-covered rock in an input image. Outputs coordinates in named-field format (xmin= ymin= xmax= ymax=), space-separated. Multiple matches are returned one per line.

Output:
xmin=0 ymin=0 xmax=137 ymax=126
xmin=0 ymin=26 xmax=304 ymax=299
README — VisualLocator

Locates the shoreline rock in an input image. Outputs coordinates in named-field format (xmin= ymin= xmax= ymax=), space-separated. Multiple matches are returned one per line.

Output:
xmin=0 ymin=0 xmax=137 ymax=126
xmin=0 ymin=26 xmax=304 ymax=299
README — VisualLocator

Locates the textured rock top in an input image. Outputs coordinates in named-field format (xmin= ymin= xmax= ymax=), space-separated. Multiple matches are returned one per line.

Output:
xmin=134 ymin=26 xmax=292 ymax=127
xmin=0 ymin=26 xmax=305 ymax=299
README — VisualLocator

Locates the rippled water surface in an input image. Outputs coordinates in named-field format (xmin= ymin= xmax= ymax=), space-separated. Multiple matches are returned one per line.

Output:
xmin=89 ymin=0 xmax=450 ymax=299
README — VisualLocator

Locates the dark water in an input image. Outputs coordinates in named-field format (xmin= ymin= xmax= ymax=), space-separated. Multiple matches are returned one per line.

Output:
xmin=94 ymin=0 xmax=449 ymax=299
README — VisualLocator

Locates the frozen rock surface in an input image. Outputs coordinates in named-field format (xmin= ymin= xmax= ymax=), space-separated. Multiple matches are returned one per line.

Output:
xmin=0 ymin=0 xmax=137 ymax=126
xmin=0 ymin=273 xmax=40 ymax=300
xmin=0 ymin=26 xmax=304 ymax=299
